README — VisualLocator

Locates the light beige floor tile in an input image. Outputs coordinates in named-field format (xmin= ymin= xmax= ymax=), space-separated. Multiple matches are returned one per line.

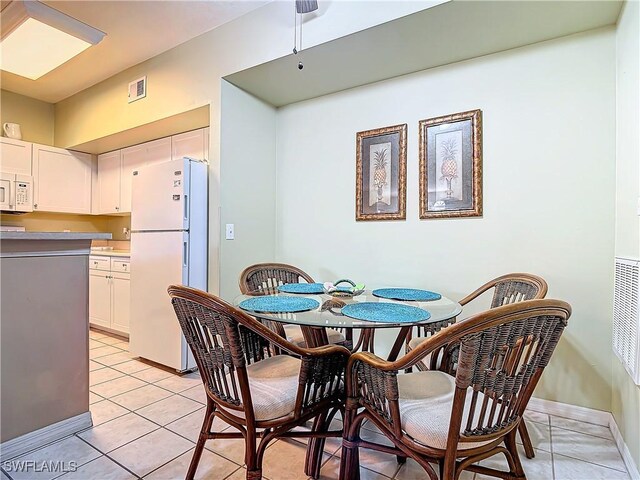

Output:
xmin=1 ymin=469 xmax=10 ymax=480
xmin=111 ymin=385 xmax=173 ymax=411
xmin=476 ymin=446 xmax=552 ymax=480
xmin=97 ymin=336 xmax=128 ymax=346
xmin=552 ymin=426 xmax=627 ymax=472
xmin=155 ymin=373 xmax=201 ymax=393
xmin=55 ymin=455 xmax=135 ymax=480
xmin=91 ymin=376 xmax=146 ymax=398
xmin=89 ymin=339 xmax=104 ymax=349
xmin=90 ymin=400 xmax=129 ymax=426
xmin=261 ymin=439 xmax=329 ymax=480
xmin=165 ymin=408 xmax=229 ymax=443
xmin=523 ymin=410 xmax=549 ymax=425
xmin=515 ymin=420 xmax=551 ymax=453
xmin=179 ymin=385 xmax=207 ymax=404
xmin=223 ymin=467 xmax=247 ymax=480
xmin=320 ymin=455 xmax=391 ymax=480
xmin=90 ymin=345 xmax=123 ymax=359
xmin=205 ymin=436 xmax=248 ymax=465
xmin=112 ymin=360 xmax=152 ymax=374
xmin=109 ymin=428 xmax=193 ymax=477
xmin=6 ymin=436 xmax=100 ymax=480
xmin=550 ymin=415 xmax=614 ymax=440
xmin=145 ymin=448 xmax=238 ymax=480
xmin=136 ymin=395 xmax=202 ymax=425
xmin=394 ymin=458 xmax=474 ymax=480
xmin=554 ymin=453 xmax=631 ymax=480
xmin=89 ymin=367 xmax=125 ymax=386
xmin=131 ymin=367 xmax=174 ymax=383
xmin=112 ymin=341 xmax=130 ymax=351
xmin=90 ymin=392 xmax=104 ymax=404
xmin=78 ymin=413 xmax=158 ymax=453
xmin=89 ymin=330 xmax=109 ymax=340
xmin=94 ymin=352 xmax=135 ymax=367
xmin=89 ymin=360 xmax=105 ymax=372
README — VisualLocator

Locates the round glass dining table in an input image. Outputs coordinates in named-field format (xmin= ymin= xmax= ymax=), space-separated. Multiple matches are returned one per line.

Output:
xmin=233 ymin=290 xmax=462 ymax=361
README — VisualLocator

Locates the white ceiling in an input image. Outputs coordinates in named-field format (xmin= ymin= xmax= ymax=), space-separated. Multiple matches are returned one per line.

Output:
xmin=0 ymin=0 xmax=271 ymax=103
xmin=226 ymin=0 xmax=623 ymax=107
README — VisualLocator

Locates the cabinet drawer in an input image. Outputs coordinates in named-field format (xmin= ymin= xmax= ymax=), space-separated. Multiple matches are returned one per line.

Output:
xmin=111 ymin=258 xmax=131 ymax=273
xmin=89 ymin=256 xmax=111 ymax=271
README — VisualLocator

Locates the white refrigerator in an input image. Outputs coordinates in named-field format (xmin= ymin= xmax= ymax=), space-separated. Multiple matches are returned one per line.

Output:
xmin=129 ymin=157 xmax=208 ymax=372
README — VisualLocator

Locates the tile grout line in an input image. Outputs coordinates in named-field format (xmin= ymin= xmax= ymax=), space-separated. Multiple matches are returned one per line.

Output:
xmin=73 ymin=434 xmax=143 ymax=480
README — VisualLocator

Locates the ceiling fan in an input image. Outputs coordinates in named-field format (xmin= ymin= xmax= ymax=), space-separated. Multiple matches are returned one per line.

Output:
xmin=293 ymin=0 xmax=318 ymax=69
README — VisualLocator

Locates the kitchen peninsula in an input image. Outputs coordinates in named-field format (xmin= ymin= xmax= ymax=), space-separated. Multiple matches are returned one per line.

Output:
xmin=0 ymin=232 xmax=111 ymax=458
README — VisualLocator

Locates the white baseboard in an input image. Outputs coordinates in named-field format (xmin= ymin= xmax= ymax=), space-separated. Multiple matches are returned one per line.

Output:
xmin=609 ymin=414 xmax=640 ymax=480
xmin=528 ymin=396 xmax=611 ymax=426
xmin=528 ymin=396 xmax=639 ymax=479
xmin=0 ymin=412 xmax=92 ymax=461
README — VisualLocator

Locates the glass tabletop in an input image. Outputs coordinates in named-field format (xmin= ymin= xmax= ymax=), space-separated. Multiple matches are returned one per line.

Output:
xmin=233 ymin=290 xmax=462 ymax=329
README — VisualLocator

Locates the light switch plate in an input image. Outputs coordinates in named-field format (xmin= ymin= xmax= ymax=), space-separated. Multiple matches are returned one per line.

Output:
xmin=225 ymin=224 xmax=235 ymax=240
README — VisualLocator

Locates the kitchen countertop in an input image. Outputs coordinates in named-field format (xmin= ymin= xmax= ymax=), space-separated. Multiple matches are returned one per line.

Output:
xmin=0 ymin=232 xmax=112 ymax=241
xmin=90 ymin=249 xmax=131 ymax=257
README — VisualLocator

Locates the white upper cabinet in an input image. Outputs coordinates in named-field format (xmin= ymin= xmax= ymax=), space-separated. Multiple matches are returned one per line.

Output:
xmin=97 ymin=150 xmax=122 ymax=214
xmin=0 ymin=138 xmax=32 ymax=175
xmin=172 ymin=129 xmax=206 ymax=162
xmin=121 ymin=137 xmax=171 ymax=213
xmin=32 ymin=144 xmax=94 ymax=214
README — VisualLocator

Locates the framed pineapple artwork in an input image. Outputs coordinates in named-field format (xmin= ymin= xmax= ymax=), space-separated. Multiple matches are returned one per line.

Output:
xmin=355 ymin=123 xmax=407 ymax=221
xmin=419 ymin=109 xmax=483 ymax=219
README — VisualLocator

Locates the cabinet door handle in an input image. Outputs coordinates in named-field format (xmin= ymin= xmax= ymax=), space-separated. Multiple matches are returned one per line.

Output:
xmin=34 ymin=203 xmax=38 ymax=209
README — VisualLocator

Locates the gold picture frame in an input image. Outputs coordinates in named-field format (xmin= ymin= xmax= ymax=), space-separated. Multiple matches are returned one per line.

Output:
xmin=419 ymin=109 xmax=483 ymax=219
xmin=356 ymin=124 xmax=407 ymax=221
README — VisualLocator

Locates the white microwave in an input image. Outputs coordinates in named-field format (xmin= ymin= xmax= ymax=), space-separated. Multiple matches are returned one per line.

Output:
xmin=0 ymin=173 xmax=33 ymax=213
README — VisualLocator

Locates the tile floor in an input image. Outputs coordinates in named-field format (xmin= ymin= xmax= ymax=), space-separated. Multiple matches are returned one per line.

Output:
xmin=0 ymin=329 xmax=633 ymax=480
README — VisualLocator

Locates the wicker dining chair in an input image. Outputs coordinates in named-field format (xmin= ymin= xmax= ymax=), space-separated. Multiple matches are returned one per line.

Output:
xmin=340 ymin=299 xmax=571 ymax=480
xmin=406 ymin=273 xmax=548 ymax=459
xmin=239 ymin=262 xmax=351 ymax=349
xmin=168 ymin=285 xmax=350 ymax=480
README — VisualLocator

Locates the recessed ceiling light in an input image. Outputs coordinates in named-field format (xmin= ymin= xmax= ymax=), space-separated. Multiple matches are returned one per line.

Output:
xmin=0 ymin=1 xmax=105 ymax=80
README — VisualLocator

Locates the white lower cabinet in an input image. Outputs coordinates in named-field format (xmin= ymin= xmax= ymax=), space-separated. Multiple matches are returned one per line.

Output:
xmin=89 ymin=256 xmax=130 ymax=335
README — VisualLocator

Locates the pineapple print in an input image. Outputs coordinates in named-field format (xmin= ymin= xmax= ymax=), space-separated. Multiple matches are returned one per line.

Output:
xmin=373 ymin=148 xmax=388 ymax=202
xmin=439 ymin=138 xmax=458 ymax=198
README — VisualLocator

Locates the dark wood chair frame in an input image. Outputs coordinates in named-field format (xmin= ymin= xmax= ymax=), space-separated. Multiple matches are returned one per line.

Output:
xmin=168 ymin=285 xmax=351 ymax=480
xmin=405 ymin=273 xmax=548 ymax=459
xmin=239 ymin=262 xmax=353 ymax=349
xmin=340 ymin=299 xmax=571 ymax=480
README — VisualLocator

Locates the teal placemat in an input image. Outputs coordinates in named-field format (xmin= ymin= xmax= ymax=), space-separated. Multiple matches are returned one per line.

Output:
xmin=372 ymin=288 xmax=441 ymax=302
xmin=239 ymin=296 xmax=319 ymax=313
xmin=341 ymin=302 xmax=431 ymax=323
xmin=277 ymin=283 xmax=325 ymax=294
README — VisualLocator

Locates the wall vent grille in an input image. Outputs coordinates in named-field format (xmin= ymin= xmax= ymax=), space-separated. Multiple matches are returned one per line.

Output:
xmin=613 ymin=257 xmax=640 ymax=385
xmin=128 ymin=76 xmax=146 ymax=103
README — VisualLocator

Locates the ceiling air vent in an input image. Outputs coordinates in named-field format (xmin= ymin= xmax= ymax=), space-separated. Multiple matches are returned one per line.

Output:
xmin=128 ymin=76 xmax=146 ymax=103
xmin=613 ymin=257 xmax=640 ymax=385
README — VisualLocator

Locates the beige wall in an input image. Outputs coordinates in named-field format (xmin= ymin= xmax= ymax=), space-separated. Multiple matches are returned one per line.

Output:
xmin=0 ymin=90 xmax=55 ymax=145
xmin=613 ymin=0 xmax=640 ymax=469
xmin=276 ymin=29 xmax=616 ymax=412
xmin=0 ymin=213 xmax=130 ymax=240
xmin=52 ymin=1 xmax=431 ymax=297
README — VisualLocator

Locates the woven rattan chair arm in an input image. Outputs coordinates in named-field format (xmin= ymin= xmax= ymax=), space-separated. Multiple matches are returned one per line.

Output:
xmin=296 ymin=347 xmax=350 ymax=414
xmin=458 ymin=273 xmax=548 ymax=306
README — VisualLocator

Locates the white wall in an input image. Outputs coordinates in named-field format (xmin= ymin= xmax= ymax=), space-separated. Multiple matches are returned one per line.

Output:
xmin=219 ymin=81 xmax=277 ymax=299
xmin=276 ymin=28 xmax=616 ymax=411
xmin=613 ymin=0 xmax=640 ymax=469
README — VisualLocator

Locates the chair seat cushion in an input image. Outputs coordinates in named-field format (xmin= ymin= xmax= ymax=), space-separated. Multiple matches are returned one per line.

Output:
xmin=230 ymin=355 xmax=301 ymax=421
xmin=397 ymin=370 xmax=493 ymax=451
xmin=284 ymin=324 xmax=346 ymax=346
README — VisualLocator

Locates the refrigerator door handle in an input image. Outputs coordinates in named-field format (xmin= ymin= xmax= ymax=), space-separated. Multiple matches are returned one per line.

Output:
xmin=184 ymin=194 xmax=189 ymax=223
xmin=183 ymin=240 xmax=188 ymax=267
